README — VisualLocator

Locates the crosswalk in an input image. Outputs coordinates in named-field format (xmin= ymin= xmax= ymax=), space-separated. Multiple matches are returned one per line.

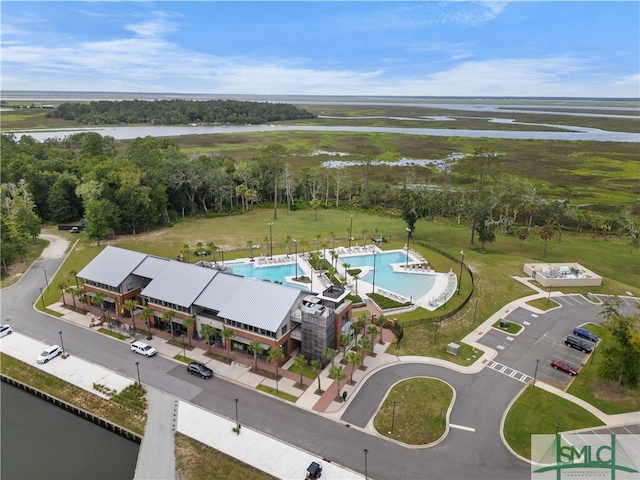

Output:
xmin=486 ymin=360 xmax=532 ymax=384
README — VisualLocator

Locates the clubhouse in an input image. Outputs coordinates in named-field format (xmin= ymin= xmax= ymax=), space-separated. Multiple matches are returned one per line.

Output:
xmin=77 ymin=246 xmax=353 ymax=363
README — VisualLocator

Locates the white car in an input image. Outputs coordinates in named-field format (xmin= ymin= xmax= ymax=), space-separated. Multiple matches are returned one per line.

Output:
xmin=37 ymin=345 xmax=63 ymax=364
xmin=0 ymin=324 xmax=13 ymax=337
xmin=131 ymin=341 xmax=157 ymax=357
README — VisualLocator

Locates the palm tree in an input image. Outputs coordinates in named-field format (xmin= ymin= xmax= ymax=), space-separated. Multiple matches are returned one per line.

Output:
xmin=249 ymin=340 xmax=264 ymax=370
xmin=207 ymin=242 xmax=218 ymax=262
xmin=246 ymin=240 xmax=254 ymax=260
xmin=352 ymin=271 xmax=360 ymax=296
xmin=324 ymin=347 xmax=338 ymax=367
xmin=181 ymin=243 xmax=191 ymax=263
xmin=344 ymin=351 xmax=361 ymax=384
xmin=339 ymin=333 xmax=351 ymax=356
xmin=93 ymin=291 xmax=106 ymax=320
xmin=221 ymin=327 xmax=235 ymax=360
xmin=200 ymin=324 xmax=215 ymax=354
xmin=375 ymin=315 xmax=387 ymax=344
xmin=367 ymin=324 xmax=379 ymax=346
xmin=68 ymin=269 xmax=80 ymax=288
xmin=310 ymin=359 xmax=323 ymax=393
xmin=140 ymin=306 xmax=154 ymax=339
xmin=162 ymin=310 xmax=176 ymax=342
xmin=57 ymin=282 xmax=67 ymax=307
xmin=123 ymin=299 xmax=137 ymax=332
xmin=183 ymin=317 xmax=196 ymax=348
xmin=294 ymin=354 xmax=308 ymax=386
xmin=357 ymin=336 xmax=372 ymax=358
xmin=329 ymin=365 xmax=346 ymax=402
xmin=267 ymin=346 xmax=285 ymax=393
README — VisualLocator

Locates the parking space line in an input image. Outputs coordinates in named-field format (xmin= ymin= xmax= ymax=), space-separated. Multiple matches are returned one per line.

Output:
xmin=450 ymin=424 xmax=476 ymax=432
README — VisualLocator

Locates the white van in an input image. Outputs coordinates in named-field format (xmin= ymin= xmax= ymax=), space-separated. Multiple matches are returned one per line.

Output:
xmin=131 ymin=341 xmax=157 ymax=357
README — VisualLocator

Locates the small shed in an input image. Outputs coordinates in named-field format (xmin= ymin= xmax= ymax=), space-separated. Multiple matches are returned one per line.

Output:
xmin=447 ymin=342 xmax=460 ymax=355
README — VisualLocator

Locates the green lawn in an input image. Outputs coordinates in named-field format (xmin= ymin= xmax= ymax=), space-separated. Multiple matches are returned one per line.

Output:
xmin=504 ymin=385 xmax=605 ymax=459
xmin=525 ymin=297 xmax=561 ymax=311
xmin=373 ymin=378 xmax=452 ymax=445
xmin=492 ymin=319 xmax=524 ymax=335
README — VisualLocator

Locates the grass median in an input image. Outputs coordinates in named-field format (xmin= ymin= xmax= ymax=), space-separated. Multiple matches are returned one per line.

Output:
xmin=504 ymin=385 xmax=605 ymax=459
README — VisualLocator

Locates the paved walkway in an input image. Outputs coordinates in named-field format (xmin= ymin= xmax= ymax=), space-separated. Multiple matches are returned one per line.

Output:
xmin=8 ymin=277 xmax=639 ymax=479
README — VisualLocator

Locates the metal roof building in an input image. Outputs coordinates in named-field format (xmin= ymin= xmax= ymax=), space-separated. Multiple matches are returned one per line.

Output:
xmin=77 ymin=246 xmax=147 ymax=288
xmin=141 ymin=261 xmax=218 ymax=309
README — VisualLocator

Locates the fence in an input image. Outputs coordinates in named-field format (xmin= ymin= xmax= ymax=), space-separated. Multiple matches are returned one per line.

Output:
xmin=388 ymin=241 xmax=475 ymax=336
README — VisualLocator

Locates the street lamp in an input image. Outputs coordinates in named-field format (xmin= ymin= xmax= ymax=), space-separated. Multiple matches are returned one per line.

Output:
xmin=457 ymin=250 xmax=465 ymax=295
xmin=389 ymin=401 xmax=398 ymax=434
xmin=555 ymin=422 xmax=561 ymax=435
xmin=533 ymin=358 xmax=540 ymax=387
xmin=135 ymin=361 xmax=141 ymax=385
xmin=546 ymin=285 xmax=551 ymax=307
xmin=43 ymin=269 xmax=49 ymax=290
xmin=39 ymin=287 xmax=46 ymax=311
xmin=405 ymin=227 xmax=411 ymax=268
xmin=182 ymin=333 xmax=187 ymax=361
xmin=363 ymin=448 xmax=369 ymax=480
xmin=58 ymin=330 xmax=65 ymax=353
xmin=275 ymin=364 xmax=279 ymax=394
xmin=293 ymin=238 xmax=298 ymax=280
xmin=348 ymin=215 xmax=354 ymax=249
xmin=268 ymin=222 xmax=274 ymax=259
xmin=234 ymin=398 xmax=239 ymax=429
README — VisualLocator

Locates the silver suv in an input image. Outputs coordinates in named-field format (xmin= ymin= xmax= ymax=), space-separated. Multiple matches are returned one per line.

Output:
xmin=565 ymin=335 xmax=592 ymax=353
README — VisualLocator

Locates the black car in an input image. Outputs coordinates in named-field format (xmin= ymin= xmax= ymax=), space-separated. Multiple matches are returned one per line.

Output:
xmin=573 ymin=327 xmax=599 ymax=343
xmin=187 ymin=362 xmax=213 ymax=379
xmin=565 ymin=335 xmax=593 ymax=353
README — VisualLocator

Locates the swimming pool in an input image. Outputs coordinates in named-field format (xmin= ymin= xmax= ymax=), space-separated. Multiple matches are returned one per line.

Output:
xmin=229 ymin=262 xmax=306 ymax=289
xmin=339 ymin=251 xmax=436 ymax=300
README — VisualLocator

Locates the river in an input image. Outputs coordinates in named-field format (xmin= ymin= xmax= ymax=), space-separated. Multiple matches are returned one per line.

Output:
xmin=6 ymin=123 xmax=640 ymax=143
xmin=1 ymin=383 xmax=139 ymax=480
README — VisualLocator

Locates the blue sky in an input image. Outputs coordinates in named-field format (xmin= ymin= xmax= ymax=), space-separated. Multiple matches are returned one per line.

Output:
xmin=1 ymin=1 xmax=638 ymax=97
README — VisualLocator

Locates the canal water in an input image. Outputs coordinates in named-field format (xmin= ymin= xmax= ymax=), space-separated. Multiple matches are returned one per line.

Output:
xmin=1 ymin=383 xmax=139 ymax=480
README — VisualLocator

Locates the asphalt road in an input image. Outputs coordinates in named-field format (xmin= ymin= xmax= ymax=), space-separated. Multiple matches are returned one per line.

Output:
xmin=3 ymin=254 xmax=637 ymax=480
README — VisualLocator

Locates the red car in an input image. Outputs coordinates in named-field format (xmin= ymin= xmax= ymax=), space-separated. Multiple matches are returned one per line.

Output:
xmin=551 ymin=359 xmax=578 ymax=376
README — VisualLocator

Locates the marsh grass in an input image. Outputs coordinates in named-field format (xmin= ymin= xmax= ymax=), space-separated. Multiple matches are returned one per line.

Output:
xmin=0 ymin=353 xmax=146 ymax=435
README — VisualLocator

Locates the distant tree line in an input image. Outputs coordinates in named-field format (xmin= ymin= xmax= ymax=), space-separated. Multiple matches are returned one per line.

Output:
xmin=45 ymin=99 xmax=316 ymax=125
xmin=1 ymin=133 xmax=638 ymax=273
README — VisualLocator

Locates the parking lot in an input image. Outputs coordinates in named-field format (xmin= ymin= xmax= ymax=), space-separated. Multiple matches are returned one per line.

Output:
xmin=478 ymin=304 xmax=598 ymax=390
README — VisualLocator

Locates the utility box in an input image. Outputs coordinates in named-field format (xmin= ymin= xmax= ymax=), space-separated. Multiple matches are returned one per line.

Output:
xmin=499 ymin=319 xmax=510 ymax=329
xmin=447 ymin=342 xmax=460 ymax=355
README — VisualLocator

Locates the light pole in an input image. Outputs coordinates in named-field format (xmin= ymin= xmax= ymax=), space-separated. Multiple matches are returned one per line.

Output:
xmin=275 ymin=364 xmax=279 ymax=394
xmin=182 ymin=333 xmax=187 ymax=361
xmin=372 ymin=250 xmax=377 ymax=294
xmin=348 ymin=215 xmax=354 ymax=249
xmin=389 ymin=401 xmax=397 ymax=434
xmin=293 ymin=238 xmax=298 ymax=280
xmin=135 ymin=361 xmax=141 ymax=385
xmin=405 ymin=227 xmax=411 ymax=268
xmin=40 ymin=287 xmax=46 ymax=311
xmin=457 ymin=250 xmax=465 ymax=295
xmin=533 ymin=358 xmax=540 ymax=387
xmin=555 ymin=422 xmax=561 ymax=435
xmin=546 ymin=285 xmax=551 ymax=307
xmin=43 ymin=269 xmax=49 ymax=290
xmin=221 ymin=248 xmax=224 ymax=266
xmin=268 ymin=222 xmax=274 ymax=259
xmin=234 ymin=398 xmax=239 ymax=429
xmin=363 ymin=448 xmax=369 ymax=480
xmin=58 ymin=330 xmax=65 ymax=353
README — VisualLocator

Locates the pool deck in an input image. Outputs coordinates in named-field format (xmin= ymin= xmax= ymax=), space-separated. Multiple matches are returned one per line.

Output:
xmin=227 ymin=245 xmax=458 ymax=311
